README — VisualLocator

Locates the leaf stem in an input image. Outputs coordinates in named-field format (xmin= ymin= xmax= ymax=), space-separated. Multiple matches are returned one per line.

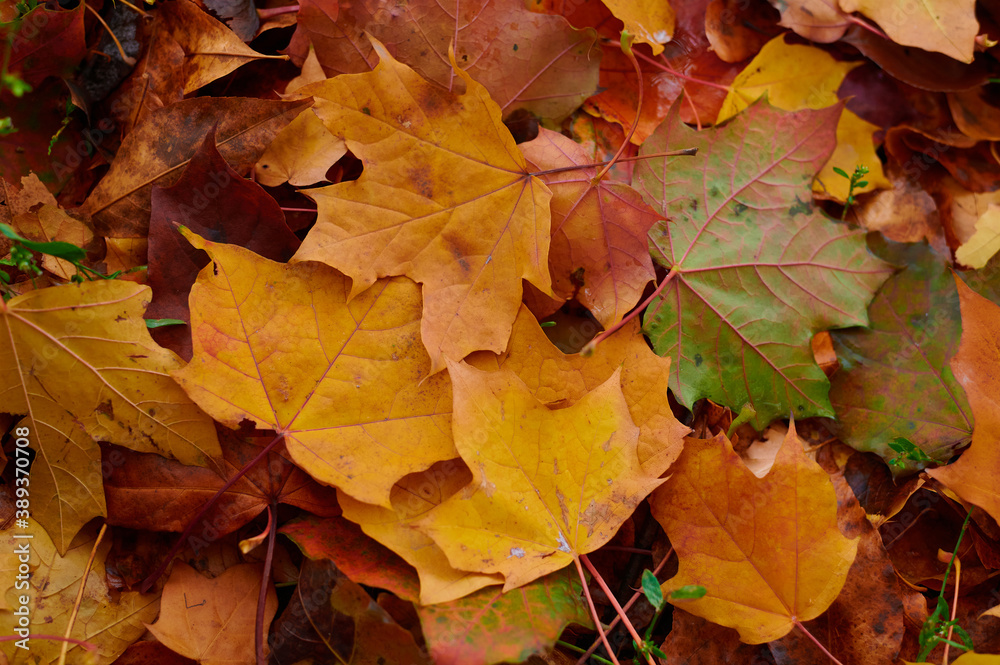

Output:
xmin=794 ymin=619 xmax=845 ymax=665
xmin=527 ymin=149 xmax=697 ymax=178
xmin=57 ymin=523 xmax=108 ymax=665
xmin=140 ymin=432 xmax=286 ymax=593
xmin=594 ymin=34 xmax=643 ymax=182
xmin=557 ymin=640 xmax=615 ymax=665
xmin=573 ymin=556 xmax=621 ymax=665
xmin=256 ymin=503 xmax=277 ymax=665
xmin=257 ymin=4 xmax=299 ymax=18
xmin=583 ymin=265 xmax=678 ymax=355
xmin=580 ymin=554 xmax=655 ymax=665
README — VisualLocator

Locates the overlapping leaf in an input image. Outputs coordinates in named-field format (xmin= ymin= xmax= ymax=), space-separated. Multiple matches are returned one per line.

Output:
xmin=0 ymin=281 xmax=220 ymax=552
xmin=830 ymin=241 xmax=973 ymax=469
xmin=0 ymin=521 xmax=160 ymax=665
xmin=146 ymin=562 xmax=277 ymax=665
xmin=928 ymin=279 xmax=1000 ymax=524
xmin=293 ymin=39 xmax=553 ymax=372
xmin=649 ymin=423 xmax=859 ymax=643
xmin=170 ymin=230 xmax=455 ymax=508
xmin=519 ymin=127 xmax=662 ymax=328
xmin=637 ymin=98 xmax=892 ymax=429
xmin=415 ymin=567 xmax=593 ymax=665
xmin=286 ymin=0 xmax=600 ymax=121
xmin=419 ymin=361 xmax=662 ymax=590
xmin=81 ymin=97 xmax=310 ymax=237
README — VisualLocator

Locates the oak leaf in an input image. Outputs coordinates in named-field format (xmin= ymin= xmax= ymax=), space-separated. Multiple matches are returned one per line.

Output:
xmin=0 ymin=281 xmax=220 ymax=552
xmin=649 ymin=423 xmax=859 ymax=643
xmin=928 ymin=279 xmax=1000 ymax=524
xmin=170 ymin=230 xmax=456 ymax=508
xmin=637 ymin=98 xmax=892 ymax=429
xmin=292 ymin=39 xmax=553 ymax=372
xmin=418 ymin=361 xmax=662 ymax=590
xmin=0 ymin=521 xmax=160 ymax=665
xmin=146 ymin=561 xmax=277 ymax=665
xmin=81 ymin=97 xmax=310 ymax=237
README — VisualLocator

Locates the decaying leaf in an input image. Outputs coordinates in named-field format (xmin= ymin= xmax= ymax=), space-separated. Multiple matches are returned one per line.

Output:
xmin=638 ymin=98 xmax=892 ymax=429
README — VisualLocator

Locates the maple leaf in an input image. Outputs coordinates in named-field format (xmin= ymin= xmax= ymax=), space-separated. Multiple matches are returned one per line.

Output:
xmin=338 ymin=461 xmax=505 ymax=605
xmin=601 ymin=0 xmax=675 ymax=55
xmin=281 ymin=513 xmax=422 ymax=603
xmin=0 ymin=521 xmax=160 ymax=665
xmin=418 ymin=361 xmax=662 ymax=590
xmin=519 ymin=127 xmax=662 ymax=328
xmin=0 ymin=280 xmax=220 ymax=552
xmin=285 ymin=0 xmax=600 ymax=121
xmin=637 ymin=98 xmax=893 ymax=429
xmin=292 ymin=39 xmax=553 ymax=372
xmin=717 ymin=34 xmax=889 ymax=203
xmin=157 ymin=0 xmax=278 ymax=94
xmin=0 ymin=2 xmax=85 ymax=87
xmin=649 ymin=422 xmax=859 ymax=643
xmin=415 ymin=567 xmax=593 ymax=665
xmin=928 ymin=278 xmax=1000 ymax=524
xmin=830 ymin=241 xmax=973 ymax=470
xmin=170 ymin=229 xmax=456 ymax=508
xmin=146 ymin=561 xmax=277 ymax=665
xmin=80 ymin=97 xmax=310 ymax=237
xmin=103 ymin=427 xmax=339 ymax=536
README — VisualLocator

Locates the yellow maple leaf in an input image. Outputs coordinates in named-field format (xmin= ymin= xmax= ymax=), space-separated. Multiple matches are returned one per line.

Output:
xmin=418 ymin=361 xmax=662 ymax=590
xmin=170 ymin=229 xmax=456 ymax=508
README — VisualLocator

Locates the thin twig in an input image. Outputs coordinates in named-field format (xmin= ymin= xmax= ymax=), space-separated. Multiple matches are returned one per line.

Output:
xmin=256 ymin=504 xmax=277 ymax=665
xmin=577 ymin=548 xmax=674 ymax=664
xmin=57 ymin=523 xmax=108 ymax=665
xmin=83 ymin=4 xmax=137 ymax=66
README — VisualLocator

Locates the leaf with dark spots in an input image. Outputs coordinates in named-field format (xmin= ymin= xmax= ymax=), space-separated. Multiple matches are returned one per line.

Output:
xmin=637 ymin=98 xmax=893 ymax=429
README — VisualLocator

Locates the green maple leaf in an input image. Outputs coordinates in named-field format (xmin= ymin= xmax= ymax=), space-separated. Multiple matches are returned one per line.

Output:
xmin=636 ymin=98 xmax=893 ymax=429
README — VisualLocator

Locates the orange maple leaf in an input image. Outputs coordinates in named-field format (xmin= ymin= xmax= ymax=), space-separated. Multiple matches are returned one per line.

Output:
xmin=292 ymin=38 xmax=553 ymax=373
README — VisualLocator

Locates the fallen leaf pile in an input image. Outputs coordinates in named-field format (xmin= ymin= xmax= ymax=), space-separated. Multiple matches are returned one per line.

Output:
xmin=2 ymin=0 xmax=1000 ymax=663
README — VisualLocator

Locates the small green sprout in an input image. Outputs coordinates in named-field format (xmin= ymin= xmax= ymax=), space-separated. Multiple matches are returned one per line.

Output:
xmin=833 ymin=164 xmax=869 ymax=222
